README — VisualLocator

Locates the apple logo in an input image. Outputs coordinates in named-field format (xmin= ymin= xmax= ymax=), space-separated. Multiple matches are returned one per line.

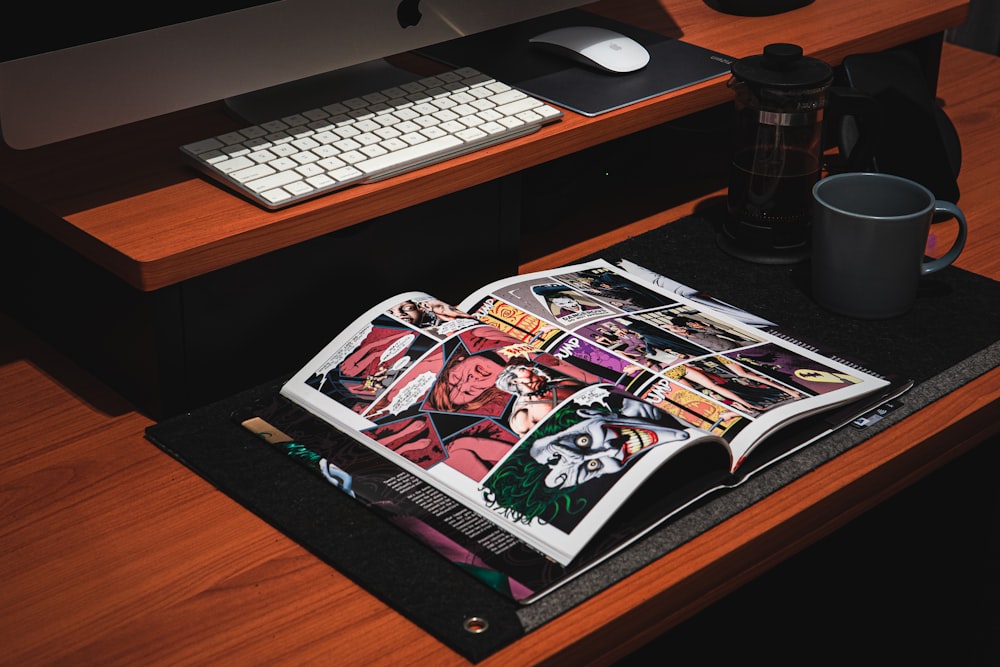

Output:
xmin=397 ymin=0 xmax=422 ymax=28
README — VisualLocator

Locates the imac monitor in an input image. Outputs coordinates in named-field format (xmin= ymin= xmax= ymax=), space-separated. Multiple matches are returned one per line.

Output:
xmin=0 ymin=0 xmax=590 ymax=150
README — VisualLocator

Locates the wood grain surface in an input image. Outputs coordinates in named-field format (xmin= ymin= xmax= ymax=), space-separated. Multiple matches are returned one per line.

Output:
xmin=3 ymin=4 xmax=997 ymax=665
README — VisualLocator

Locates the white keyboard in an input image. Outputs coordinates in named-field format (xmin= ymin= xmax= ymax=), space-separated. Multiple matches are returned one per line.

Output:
xmin=181 ymin=67 xmax=563 ymax=210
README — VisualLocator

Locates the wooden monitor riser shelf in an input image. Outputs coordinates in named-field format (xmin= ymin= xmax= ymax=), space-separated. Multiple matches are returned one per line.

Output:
xmin=0 ymin=0 xmax=975 ymax=418
xmin=0 ymin=0 xmax=970 ymax=291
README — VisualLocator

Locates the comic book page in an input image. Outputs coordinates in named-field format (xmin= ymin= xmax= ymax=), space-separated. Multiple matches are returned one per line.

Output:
xmin=279 ymin=260 xmax=890 ymax=566
xmin=279 ymin=289 xmax=725 ymax=566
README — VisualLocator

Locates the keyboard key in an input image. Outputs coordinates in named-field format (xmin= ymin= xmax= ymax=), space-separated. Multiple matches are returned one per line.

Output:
xmin=231 ymin=163 xmax=276 ymax=183
xmin=245 ymin=169 xmax=303 ymax=193
xmin=216 ymin=156 xmax=255 ymax=173
xmin=354 ymin=135 xmax=463 ymax=175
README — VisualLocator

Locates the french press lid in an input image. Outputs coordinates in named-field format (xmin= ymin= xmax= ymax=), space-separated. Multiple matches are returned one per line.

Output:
xmin=731 ymin=43 xmax=833 ymax=90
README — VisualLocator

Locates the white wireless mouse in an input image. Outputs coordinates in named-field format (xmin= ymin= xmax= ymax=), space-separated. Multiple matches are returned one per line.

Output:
xmin=529 ymin=26 xmax=650 ymax=74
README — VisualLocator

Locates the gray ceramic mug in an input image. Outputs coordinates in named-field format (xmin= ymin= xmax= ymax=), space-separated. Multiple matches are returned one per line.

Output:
xmin=810 ymin=172 xmax=968 ymax=319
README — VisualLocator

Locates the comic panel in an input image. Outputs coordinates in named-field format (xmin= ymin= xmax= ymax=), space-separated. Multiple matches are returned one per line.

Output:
xmin=462 ymin=295 xmax=564 ymax=349
xmin=474 ymin=275 xmax=622 ymax=329
xmin=550 ymin=266 xmax=678 ymax=312
xmin=303 ymin=315 xmax=439 ymax=415
xmin=384 ymin=295 xmax=479 ymax=339
xmin=635 ymin=304 xmax=763 ymax=353
xmin=481 ymin=386 xmax=702 ymax=535
xmin=574 ymin=310 xmax=717 ymax=373
xmin=363 ymin=326 xmax=534 ymax=423
xmin=632 ymin=375 xmax=750 ymax=441
xmin=664 ymin=355 xmax=806 ymax=417
xmin=545 ymin=333 xmax=650 ymax=387
xmin=363 ymin=414 xmax=522 ymax=484
xmin=725 ymin=342 xmax=866 ymax=395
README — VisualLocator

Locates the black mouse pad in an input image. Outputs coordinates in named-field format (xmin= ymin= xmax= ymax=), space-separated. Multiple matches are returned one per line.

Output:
xmin=418 ymin=10 xmax=734 ymax=116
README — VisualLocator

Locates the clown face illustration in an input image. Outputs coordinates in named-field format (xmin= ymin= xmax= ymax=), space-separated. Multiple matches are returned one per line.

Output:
xmin=527 ymin=398 xmax=691 ymax=489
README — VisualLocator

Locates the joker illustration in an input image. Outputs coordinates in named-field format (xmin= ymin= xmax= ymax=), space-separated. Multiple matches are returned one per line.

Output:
xmin=483 ymin=390 xmax=698 ymax=529
xmin=527 ymin=396 xmax=692 ymax=490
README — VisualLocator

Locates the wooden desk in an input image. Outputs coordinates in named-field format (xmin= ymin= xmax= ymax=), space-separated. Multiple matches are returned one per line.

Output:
xmin=2 ymin=40 xmax=998 ymax=667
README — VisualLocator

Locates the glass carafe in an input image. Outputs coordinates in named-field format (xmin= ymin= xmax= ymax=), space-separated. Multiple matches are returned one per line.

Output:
xmin=720 ymin=43 xmax=833 ymax=264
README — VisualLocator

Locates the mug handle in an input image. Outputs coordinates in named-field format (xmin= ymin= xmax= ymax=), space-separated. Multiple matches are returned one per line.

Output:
xmin=922 ymin=202 xmax=968 ymax=275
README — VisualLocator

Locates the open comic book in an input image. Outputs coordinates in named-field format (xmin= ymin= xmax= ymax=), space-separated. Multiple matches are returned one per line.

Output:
xmin=250 ymin=259 xmax=908 ymax=603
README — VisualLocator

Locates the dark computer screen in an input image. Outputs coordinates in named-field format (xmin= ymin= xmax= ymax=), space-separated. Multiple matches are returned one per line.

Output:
xmin=0 ymin=0 xmax=589 ymax=149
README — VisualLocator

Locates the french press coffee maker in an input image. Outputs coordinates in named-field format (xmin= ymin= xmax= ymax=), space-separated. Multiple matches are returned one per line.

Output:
xmin=719 ymin=43 xmax=834 ymax=264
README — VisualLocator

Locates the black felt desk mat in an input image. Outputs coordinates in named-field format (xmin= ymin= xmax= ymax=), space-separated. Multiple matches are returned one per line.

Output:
xmin=146 ymin=214 xmax=1000 ymax=663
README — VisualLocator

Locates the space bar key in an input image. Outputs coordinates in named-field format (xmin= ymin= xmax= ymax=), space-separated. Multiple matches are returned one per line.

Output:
xmin=354 ymin=135 xmax=465 ymax=177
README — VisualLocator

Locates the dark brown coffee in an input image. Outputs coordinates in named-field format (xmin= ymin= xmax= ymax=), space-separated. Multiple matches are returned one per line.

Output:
xmin=725 ymin=146 xmax=820 ymax=250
